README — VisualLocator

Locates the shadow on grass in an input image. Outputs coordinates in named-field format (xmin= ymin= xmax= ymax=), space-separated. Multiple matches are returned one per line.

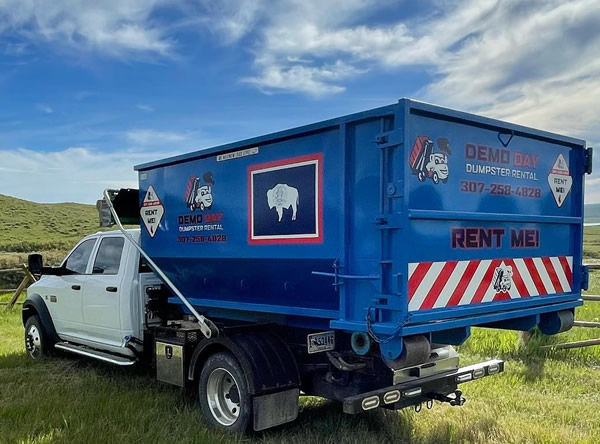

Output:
xmin=258 ymin=399 xmax=504 ymax=444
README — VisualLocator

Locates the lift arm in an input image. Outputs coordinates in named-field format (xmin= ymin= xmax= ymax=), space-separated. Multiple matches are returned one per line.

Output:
xmin=103 ymin=189 xmax=218 ymax=339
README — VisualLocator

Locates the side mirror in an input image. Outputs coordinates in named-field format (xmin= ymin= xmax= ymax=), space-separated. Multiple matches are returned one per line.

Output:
xmin=28 ymin=254 xmax=44 ymax=278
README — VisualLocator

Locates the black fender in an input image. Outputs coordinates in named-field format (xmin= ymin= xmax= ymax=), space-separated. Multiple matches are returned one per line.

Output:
xmin=22 ymin=294 xmax=60 ymax=344
xmin=188 ymin=330 xmax=300 ymax=395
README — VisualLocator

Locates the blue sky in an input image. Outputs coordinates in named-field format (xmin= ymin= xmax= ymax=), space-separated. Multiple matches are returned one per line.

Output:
xmin=0 ymin=0 xmax=599 ymax=203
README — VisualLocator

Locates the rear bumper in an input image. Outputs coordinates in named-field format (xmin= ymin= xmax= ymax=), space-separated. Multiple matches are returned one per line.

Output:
xmin=342 ymin=359 xmax=504 ymax=414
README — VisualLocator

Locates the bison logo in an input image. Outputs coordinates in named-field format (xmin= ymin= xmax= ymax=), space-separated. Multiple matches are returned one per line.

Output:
xmin=267 ymin=184 xmax=299 ymax=222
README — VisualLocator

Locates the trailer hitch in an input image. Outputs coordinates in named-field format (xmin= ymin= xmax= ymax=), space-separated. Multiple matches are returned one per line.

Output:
xmin=427 ymin=389 xmax=466 ymax=407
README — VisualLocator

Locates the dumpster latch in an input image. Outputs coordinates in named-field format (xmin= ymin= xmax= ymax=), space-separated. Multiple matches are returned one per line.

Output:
xmin=585 ymin=147 xmax=593 ymax=175
xmin=376 ymin=129 xmax=404 ymax=148
xmin=312 ymin=260 xmax=379 ymax=287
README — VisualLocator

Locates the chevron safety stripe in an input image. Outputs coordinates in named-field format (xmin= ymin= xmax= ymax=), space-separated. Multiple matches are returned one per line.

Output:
xmin=408 ymin=256 xmax=573 ymax=311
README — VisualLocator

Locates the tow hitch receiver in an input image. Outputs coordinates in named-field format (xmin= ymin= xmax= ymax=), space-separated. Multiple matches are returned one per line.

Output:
xmin=428 ymin=389 xmax=466 ymax=406
xmin=343 ymin=359 xmax=503 ymax=414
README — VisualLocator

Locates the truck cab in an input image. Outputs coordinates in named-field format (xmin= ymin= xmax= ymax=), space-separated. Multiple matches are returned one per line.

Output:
xmin=23 ymin=229 xmax=160 ymax=362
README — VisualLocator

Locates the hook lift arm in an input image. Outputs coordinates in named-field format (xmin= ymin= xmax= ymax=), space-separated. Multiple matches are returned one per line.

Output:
xmin=103 ymin=189 xmax=218 ymax=339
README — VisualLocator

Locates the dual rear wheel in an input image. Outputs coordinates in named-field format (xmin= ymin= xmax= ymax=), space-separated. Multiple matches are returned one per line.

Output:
xmin=198 ymin=352 xmax=252 ymax=434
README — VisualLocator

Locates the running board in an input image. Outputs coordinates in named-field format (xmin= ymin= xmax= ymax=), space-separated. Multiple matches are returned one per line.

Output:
xmin=55 ymin=342 xmax=136 ymax=366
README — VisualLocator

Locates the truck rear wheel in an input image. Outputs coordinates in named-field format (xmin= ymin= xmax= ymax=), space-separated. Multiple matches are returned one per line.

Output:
xmin=24 ymin=315 xmax=50 ymax=360
xmin=198 ymin=351 xmax=252 ymax=434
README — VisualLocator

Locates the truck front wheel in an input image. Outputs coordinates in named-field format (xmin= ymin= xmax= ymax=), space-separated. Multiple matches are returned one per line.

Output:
xmin=24 ymin=315 xmax=50 ymax=360
xmin=198 ymin=352 xmax=252 ymax=434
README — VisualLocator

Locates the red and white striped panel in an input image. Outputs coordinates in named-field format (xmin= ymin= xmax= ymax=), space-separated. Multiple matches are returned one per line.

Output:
xmin=408 ymin=256 xmax=573 ymax=311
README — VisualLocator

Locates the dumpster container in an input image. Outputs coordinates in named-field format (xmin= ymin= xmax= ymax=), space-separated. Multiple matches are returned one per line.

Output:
xmin=134 ymin=98 xmax=590 ymax=361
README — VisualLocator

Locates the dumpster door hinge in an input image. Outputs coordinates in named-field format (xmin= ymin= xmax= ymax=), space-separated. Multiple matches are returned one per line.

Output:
xmin=585 ymin=147 xmax=593 ymax=175
xmin=581 ymin=265 xmax=590 ymax=291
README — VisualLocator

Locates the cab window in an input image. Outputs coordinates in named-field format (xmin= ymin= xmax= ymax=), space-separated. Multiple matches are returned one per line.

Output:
xmin=92 ymin=237 xmax=125 ymax=275
xmin=65 ymin=239 xmax=96 ymax=274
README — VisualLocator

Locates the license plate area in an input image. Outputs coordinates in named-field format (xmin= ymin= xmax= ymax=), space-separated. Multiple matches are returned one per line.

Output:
xmin=307 ymin=331 xmax=335 ymax=354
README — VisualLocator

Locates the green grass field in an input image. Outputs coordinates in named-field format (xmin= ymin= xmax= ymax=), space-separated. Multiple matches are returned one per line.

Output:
xmin=2 ymin=196 xmax=600 ymax=443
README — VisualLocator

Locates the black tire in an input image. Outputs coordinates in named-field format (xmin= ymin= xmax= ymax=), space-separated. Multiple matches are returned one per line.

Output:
xmin=24 ymin=315 xmax=50 ymax=359
xmin=198 ymin=352 xmax=252 ymax=434
xmin=433 ymin=172 xmax=439 ymax=184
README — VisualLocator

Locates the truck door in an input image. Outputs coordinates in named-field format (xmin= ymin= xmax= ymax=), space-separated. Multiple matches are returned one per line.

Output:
xmin=82 ymin=236 xmax=126 ymax=346
xmin=47 ymin=238 xmax=96 ymax=337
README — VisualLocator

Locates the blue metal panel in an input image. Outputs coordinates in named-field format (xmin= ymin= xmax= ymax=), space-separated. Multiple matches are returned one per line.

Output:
xmin=137 ymin=98 xmax=586 ymax=350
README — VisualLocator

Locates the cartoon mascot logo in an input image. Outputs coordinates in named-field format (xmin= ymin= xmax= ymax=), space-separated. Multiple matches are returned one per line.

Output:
xmin=493 ymin=264 xmax=513 ymax=293
xmin=409 ymin=136 xmax=451 ymax=184
xmin=184 ymin=172 xmax=215 ymax=211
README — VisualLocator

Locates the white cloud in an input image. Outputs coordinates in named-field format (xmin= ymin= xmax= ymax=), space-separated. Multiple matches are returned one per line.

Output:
xmin=196 ymin=0 xmax=265 ymax=44
xmin=243 ymin=61 xmax=364 ymax=96
xmin=0 ymin=147 xmax=179 ymax=203
xmin=0 ymin=0 xmax=175 ymax=58
xmin=126 ymin=129 xmax=187 ymax=145
xmin=2 ymin=0 xmax=600 ymax=203
xmin=36 ymin=103 xmax=53 ymax=113
xmin=136 ymin=103 xmax=154 ymax=112
xmin=2 ymin=41 xmax=27 ymax=55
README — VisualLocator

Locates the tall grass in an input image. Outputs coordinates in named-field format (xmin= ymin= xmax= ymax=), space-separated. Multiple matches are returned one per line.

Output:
xmin=2 ymin=289 xmax=600 ymax=443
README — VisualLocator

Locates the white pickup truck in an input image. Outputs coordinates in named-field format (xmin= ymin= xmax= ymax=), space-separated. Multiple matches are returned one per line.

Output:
xmin=23 ymin=229 xmax=161 ymax=363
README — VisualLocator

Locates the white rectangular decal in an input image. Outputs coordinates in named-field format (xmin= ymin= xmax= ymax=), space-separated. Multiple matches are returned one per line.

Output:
xmin=217 ymin=147 xmax=259 ymax=162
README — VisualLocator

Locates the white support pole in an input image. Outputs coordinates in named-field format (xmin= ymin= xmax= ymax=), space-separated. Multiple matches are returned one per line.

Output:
xmin=103 ymin=189 xmax=217 ymax=338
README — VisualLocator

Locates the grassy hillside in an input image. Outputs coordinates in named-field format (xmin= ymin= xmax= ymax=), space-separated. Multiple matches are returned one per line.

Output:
xmin=585 ymin=203 xmax=600 ymax=224
xmin=584 ymin=225 xmax=600 ymax=260
xmin=0 ymin=194 xmax=101 ymax=273
xmin=0 ymin=194 xmax=99 ymax=253
xmin=0 ymin=194 xmax=101 ymax=287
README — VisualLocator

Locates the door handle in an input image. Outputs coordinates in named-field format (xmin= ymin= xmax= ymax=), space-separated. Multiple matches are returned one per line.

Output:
xmin=106 ymin=286 xmax=118 ymax=293
xmin=71 ymin=285 xmax=81 ymax=290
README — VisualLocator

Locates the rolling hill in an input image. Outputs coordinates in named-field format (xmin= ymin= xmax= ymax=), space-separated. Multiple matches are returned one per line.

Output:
xmin=0 ymin=194 xmax=102 ymax=276
xmin=0 ymin=194 xmax=100 ymax=252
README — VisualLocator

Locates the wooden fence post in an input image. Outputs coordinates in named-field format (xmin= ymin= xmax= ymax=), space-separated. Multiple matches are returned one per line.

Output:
xmin=7 ymin=265 xmax=34 ymax=309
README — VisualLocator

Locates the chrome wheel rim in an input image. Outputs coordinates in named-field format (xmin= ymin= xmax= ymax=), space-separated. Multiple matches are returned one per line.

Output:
xmin=26 ymin=325 xmax=41 ymax=357
xmin=206 ymin=368 xmax=240 ymax=426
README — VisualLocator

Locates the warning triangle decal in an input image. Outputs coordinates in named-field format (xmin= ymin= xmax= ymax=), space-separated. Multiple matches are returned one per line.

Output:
xmin=547 ymin=153 xmax=572 ymax=208
xmin=140 ymin=185 xmax=164 ymax=238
